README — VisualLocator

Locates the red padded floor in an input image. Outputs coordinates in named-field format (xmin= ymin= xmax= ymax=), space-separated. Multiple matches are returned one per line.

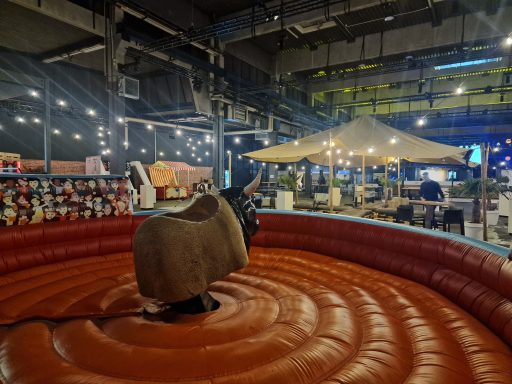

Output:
xmin=0 ymin=247 xmax=511 ymax=383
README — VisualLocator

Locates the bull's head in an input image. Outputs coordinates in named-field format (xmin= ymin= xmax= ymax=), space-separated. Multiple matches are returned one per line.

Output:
xmin=219 ymin=169 xmax=262 ymax=251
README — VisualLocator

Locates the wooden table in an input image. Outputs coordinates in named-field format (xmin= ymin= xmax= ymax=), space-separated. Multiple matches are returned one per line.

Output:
xmin=409 ymin=200 xmax=454 ymax=208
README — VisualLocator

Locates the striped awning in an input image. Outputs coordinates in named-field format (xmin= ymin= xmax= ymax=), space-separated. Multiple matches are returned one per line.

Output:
xmin=149 ymin=166 xmax=178 ymax=188
xmin=152 ymin=161 xmax=195 ymax=171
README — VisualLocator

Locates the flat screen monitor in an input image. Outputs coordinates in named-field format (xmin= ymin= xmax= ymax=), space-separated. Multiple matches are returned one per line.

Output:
xmin=468 ymin=146 xmax=481 ymax=164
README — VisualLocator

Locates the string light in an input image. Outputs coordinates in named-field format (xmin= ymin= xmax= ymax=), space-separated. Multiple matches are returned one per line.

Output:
xmin=98 ymin=132 xmax=104 ymax=137
xmin=98 ymin=126 xmax=104 ymax=131
xmin=323 ymin=141 xmax=327 ymax=145
xmin=301 ymin=166 xmax=305 ymax=170
xmin=197 ymin=158 xmax=202 ymax=162
xmin=176 ymin=151 xmax=181 ymax=155
xmin=176 ymin=129 xmax=182 ymax=136
xmin=186 ymin=143 xmax=190 ymax=147
xmin=249 ymin=159 xmax=254 ymax=163
xmin=141 ymin=148 xmax=146 ymax=153
xmin=197 ymin=141 xmax=202 ymax=145
xmin=32 ymin=117 xmax=41 ymax=123
xmin=99 ymin=141 xmax=106 ymax=146
xmin=87 ymin=109 xmax=96 ymax=116
xmin=264 ymin=140 xmax=269 ymax=145
xmin=336 ymin=149 xmax=341 ymax=154
xmin=159 ymin=152 xmax=164 ymax=156
xmin=146 ymin=124 xmax=153 ymax=130
xmin=234 ymin=137 xmax=241 ymax=144
xmin=73 ymin=133 xmax=81 ymax=140
xmin=15 ymin=116 xmax=25 ymax=123
xmin=294 ymin=141 xmax=299 ymax=146
xmin=275 ymin=165 xmax=279 ymax=169
xmin=192 ymin=146 xmax=196 ymax=150
xmin=205 ymin=151 xmax=209 ymax=156
xmin=191 ymin=153 xmax=196 ymax=157
xmin=226 ymin=150 xmax=231 ymax=154
xmin=506 ymin=33 xmax=512 ymax=45
xmin=57 ymin=99 xmax=66 ymax=107
xmin=262 ymin=162 xmax=266 ymax=166
xmin=368 ymin=147 xmax=375 ymax=153
xmin=52 ymin=128 xmax=61 ymax=135
xmin=390 ymin=136 xmax=397 ymax=144
xmin=29 ymin=90 xmax=38 ymax=97
xmin=349 ymin=151 xmax=354 ymax=156
xmin=237 ymin=154 xmax=242 ymax=159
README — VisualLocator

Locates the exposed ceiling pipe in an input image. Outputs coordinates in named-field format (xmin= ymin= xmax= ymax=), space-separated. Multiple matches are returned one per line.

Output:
xmin=42 ymin=43 xmax=105 ymax=63
xmin=125 ymin=117 xmax=212 ymax=133
xmin=116 ymin=1 xmax=219 ymax=56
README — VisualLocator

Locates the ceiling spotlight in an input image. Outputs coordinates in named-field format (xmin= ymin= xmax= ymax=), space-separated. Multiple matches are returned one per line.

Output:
xmin=390 ymin=137 xmax=397 ymax=144
xmin=357 ymin=168 xmax=361 ymax=172
xmin=123 ymin=141 xmax=129 ymax=146
xmin=186 ymin=143 xmax=190 ymax=147
xmin=349 ymin=151 xmax=354 ymax=156
xmin=73 ymin=133 xmax=81 ymax=140
xmin=336 ymin=149 xmax=341 ymax=154
xmin=338 ymin=159 xmax=342 ymax=164
xmin=15 ymin=116 xmax=25 ymax=123
xmin=57 ymin=99 xmax=66 ymax=107
xmin=234 ymin=137 xmax=240 ymax=144
xmin=455 ymin=87 xmax=464 ymax=95
xmin=493 ymin=147 xmax=500 ymax=152
xmin=294 ymin=141 xmax=299 ymax=146
xmin=346 ymin=161 xmax=351 ymax=166
xmin=373 ymin=166 xmax=377 ymax=169
xmin=249 ymin=159 xmax=254 ymax=164
xmin=176 ymin=151 xmax=181 ymax=155
xmin=159 ymin=152 xmax=164 ymax=156
xmin=276 ymin=165 xmax=279 ymax=169
xmin=99 ymin=141 xmax=106 ymax=146
xmin=98 ymin=126 xmax=104 ymax=131
xmin=368 ymin=147 xmax=375 ymax=153
xmin=315 ymin=165 xmax=319 ymax=169
xmin=192 ymin=146 xmax=196 ymax=150
xmin=105 ymin=149 xmax=111 ymax=154
xmin=264 ymin=140 xmax=269 ymax=146
xmin=29 ymin=89 xmax=39 ymax=97
xmin=492 ymin=166 xmax=497 ymax=170
xmin=146 ymin=124 xmax=153 ymax=130
xmin=87 ymin=109 xmax=96 ymax=116
xmin=32 ymin=117 xmax=41 ymax=123
xmin=117 ymin=117 xmax=124 ymax=123
xmin=206 ymin=135 xmax=211 ymax=140
xmin=98 ymin=132 xmax=104 ymax=137
xmin=188 ymin=138 xmax=192 ymax=142
xmin=107 ymin=130 xmax=111 ymax=135
xmin=176 ymin=129 xmax=182 ymax=136
xmin=52 ymin=128 xmax=61 ymax=135
xmin=238 ymin=154 xmax=242 ymax=159
xmin=384 ymin=15 xmax=395 ymax=22
xmin=227 ymin=150 xmax=231 ymax=154
xmin=101 ymin=150 xmax=107 ymax=155
xmin=500 ymin=161 xmax=506 ymax=166
xmin=205 ymin=151 xmax=210 ymax=156
xmin=198 ymin=158 xmax=202 ymax=162
xmin=141 ymin=148 xmax=146 ymax=153
xmin=323 ymin=141 xmax=327 ymax=146
xmin=197 ymin=141 xmax=202 ymax=145
xmin=287 ymin=166 xmax=292 ymax=170
xmin=417 ymin=117 xmax=426 ymax=126
xmin=506 ymin=34 xmax=512 ymax=45
xmin=301 ymin=166 xmax=305 ymax=170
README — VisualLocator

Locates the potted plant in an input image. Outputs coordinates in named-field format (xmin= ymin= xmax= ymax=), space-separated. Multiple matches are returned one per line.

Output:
xmin=486 ymin=176 xmax=510 ymax=225
xmin=331 ymin=178 xmax=342 ymax=206
xmin=449 ymin=179 xmax=484 ymax=240
xmin=276 ymin=174 xmax=298 ymax=210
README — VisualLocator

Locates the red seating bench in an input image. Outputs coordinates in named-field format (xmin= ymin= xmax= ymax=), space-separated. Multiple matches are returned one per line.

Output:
xmin=0 ymin=211 xmax=511 ymax=383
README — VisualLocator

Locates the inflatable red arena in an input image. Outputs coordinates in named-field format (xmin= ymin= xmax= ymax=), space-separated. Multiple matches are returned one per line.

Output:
xmin=0 ymin=209 xmax=511 ymax=383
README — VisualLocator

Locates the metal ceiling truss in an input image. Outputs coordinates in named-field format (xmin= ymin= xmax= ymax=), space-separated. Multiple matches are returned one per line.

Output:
xmin=140 ymin=0 xmax=347 ymax=53
xmin=0 ymin=99 xmax=108 ymax=124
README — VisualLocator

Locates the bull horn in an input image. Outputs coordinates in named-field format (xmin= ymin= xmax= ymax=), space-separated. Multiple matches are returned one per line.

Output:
xmin=244 ymin=168 xmax=262 ymax=197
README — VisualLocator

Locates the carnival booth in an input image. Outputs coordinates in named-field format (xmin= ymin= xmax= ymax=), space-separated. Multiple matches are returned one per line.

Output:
xmin=148 ymin=161 xmax=189 ymax=200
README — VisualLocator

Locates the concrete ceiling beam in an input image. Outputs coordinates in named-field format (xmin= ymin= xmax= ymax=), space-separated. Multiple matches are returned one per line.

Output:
xmin=219 ymin=0 xmax=381 ymax=44
xmin=277 ymin=7 xmax=512 ymax=76
xmin=7 ymin=0 xmax=104 ymax=36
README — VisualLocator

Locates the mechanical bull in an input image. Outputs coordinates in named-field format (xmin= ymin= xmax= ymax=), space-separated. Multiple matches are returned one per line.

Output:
xmin=133 ymin=170 xmax=261 ymax=315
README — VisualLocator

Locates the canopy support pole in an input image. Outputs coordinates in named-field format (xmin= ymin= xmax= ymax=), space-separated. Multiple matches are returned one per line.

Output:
xmin=397 ymin=157 xmax=401 ymax=198
xmin=228 ymin=151 xmax=232 ymax=188
xmin=294 ymin=163 xmax=298 ymax=204
xmin=362 ymin=155 xmax=366 ymax=211
xmin=328 ymin=132 xmax=334 ymax=213
xmin=481 ymin=143 xmax=489 ymax=241
xmin=384 ymin=157 xmax=388 ymax=207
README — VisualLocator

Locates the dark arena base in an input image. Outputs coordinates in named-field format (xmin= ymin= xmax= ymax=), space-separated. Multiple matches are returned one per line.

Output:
xmin=0 ymin=211 xmax=511 ymax=383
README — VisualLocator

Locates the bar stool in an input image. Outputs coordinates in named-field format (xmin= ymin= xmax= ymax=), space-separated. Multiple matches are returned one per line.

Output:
xmin=438 ymin=209 xmax=465 ymax=235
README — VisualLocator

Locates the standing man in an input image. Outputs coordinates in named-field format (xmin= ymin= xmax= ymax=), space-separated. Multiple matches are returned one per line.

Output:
xmin=420 ymin=171 xmax=444 ymax=229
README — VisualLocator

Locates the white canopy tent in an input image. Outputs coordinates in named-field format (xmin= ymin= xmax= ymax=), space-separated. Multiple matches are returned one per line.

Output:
xmin=244 ymin=116 xmax=468 ymax=211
